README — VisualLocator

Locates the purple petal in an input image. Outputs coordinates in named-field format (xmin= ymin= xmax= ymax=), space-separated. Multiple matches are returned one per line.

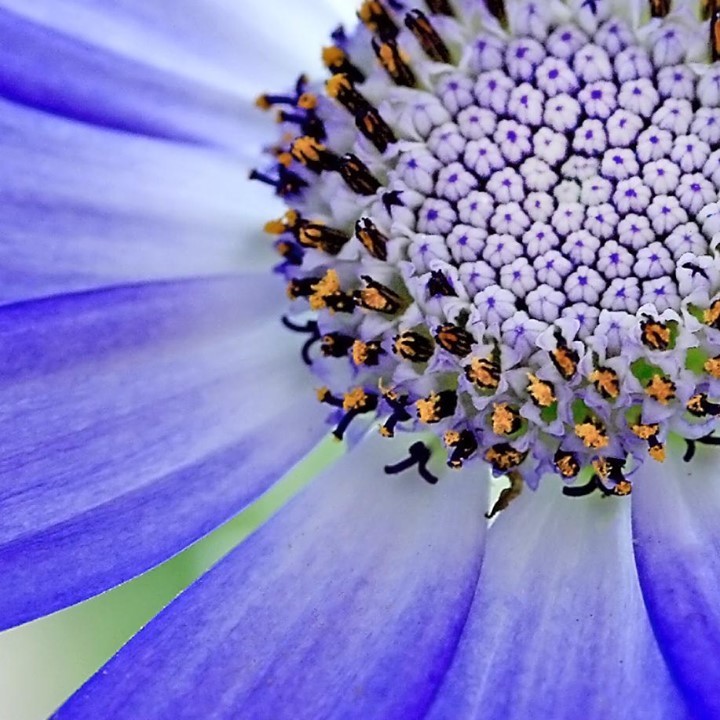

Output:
xmin=0 ymin=275 xmax=325 ymax=629
xmin=427 ymin=478 xmax=687 ymax=720
xmin=0 ymin=99 xmax=276 ymax=305
xmin=633 ymin=445 xmax=720 ymax=720
xmin=55 ymin=434 xmax=488 ymax=719
xmin=0 ymin=6 xmax=246 ymax=149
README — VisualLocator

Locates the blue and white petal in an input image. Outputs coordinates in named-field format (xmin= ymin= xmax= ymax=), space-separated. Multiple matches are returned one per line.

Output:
xmin=0 ymin=100 xmax=274 ymax=305
xmin=0 ymin=275 xmax=325 ymax=630
xmin=54 ymin=434 xmax=488 ymax=720
xmin=633 ymin=444 xmax=720 ymax=720
xmin=426 ymin=477 xmax=688 ymax=720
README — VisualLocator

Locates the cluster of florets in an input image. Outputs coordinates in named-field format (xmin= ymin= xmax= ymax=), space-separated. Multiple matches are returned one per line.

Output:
xmin=254 ymin=0 xmax=720 ymax=494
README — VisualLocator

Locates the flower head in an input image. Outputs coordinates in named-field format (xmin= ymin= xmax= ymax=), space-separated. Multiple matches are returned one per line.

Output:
xmin=255 ymin=0 xmax=720 ymax=505
xmin=5 ymin=1 xmax=720 ymax=719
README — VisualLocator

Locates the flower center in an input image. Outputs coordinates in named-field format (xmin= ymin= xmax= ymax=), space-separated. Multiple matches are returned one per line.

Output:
xmin=253 ymin=0 xmax=720 ymax=503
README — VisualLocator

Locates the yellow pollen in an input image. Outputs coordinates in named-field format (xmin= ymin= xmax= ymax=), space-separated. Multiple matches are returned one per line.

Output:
xmin=614 ymin=480 xmax=633 ymax=496
xmin=704 ymin=300 xmax=720 ymax=328
xmin=316 ymin=387 xmax=331 ymax=403
xmin=575 ymin=420 xmax=609 ymax=450
xmin=291 ymin=136 xmax=325 ymax=164
xmin=264 ymin=219 xmax=287 ymax=235
xmin=360 ymin=288 xmax=391 ymax=312
xmin=352 ymin=341 xmax=370 ymax=366
xmin=551 ymin=347 xmax=577 ymax=380
xmin=322 ymin=46 xmax=346 ymax=68
xmin=484 ymin=447 xmax=526 ymax=472
xmin=589 ymin=368 xmax=620 ymax=399
xmin=555 ymin=454 xmax=578 ymax=478
xmin=592 ymin=458 xmax=612 ymax=480
xmin=326 ymin=74 xmax=352 ymax=98
xmin=491 ymin=403 xmax=519 ymax=436
xmin=687 ymin=394 xmax=707 ymax=415
xmin=444 ymin=430 xmax=461 ymax=447
xmin=297 ymin=93 xmax=318 ymax=110
xmin=649 ymin=445 xmax=667 ymax=462
xmin=378 ymin=43 xmax=403 ymax=75
xmin=309 ymin=269 xmax=342 ymax=311
xmin=527 ymin=373 xmax=556 ymax=407
xmin=416 ymin=395 xmax=441 ymax=424
xmin=276 ymin=152 xmax=293 ymax=168
xmin=645 ymin=375 xmax=676 ymax=405
xmin=631 ymin=423 xmax=659 ymax=441
xmin=343 ymin=387 xmax=368 ymax=411
xmin=705 ymin=357 xmax=720 ymax=379
xmin=255 ymin=94 xmax=271 ymax=110
xmin=466 ymin=357 xmax=500 ymax=390
xmin=642 ymin=322 xmax=671 ymax=350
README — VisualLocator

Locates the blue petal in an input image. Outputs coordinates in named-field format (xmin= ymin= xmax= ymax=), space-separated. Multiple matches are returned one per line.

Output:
xmin=55 ymin=434 xmax=488 ymax=719
xmin=427 ymin=477 xmax=688 ymax=720
xmin=0 ymin=5 xmax=248 ymax=150
xmin=0 ymin=99 xmax=278 ymax=305
xmin=0 ymin=275 xmax=325 ymax=630
xmin=0 ymin=1 xmax=345 ymax=153
xmin=632 ymin=446 xmax=720 ymax=720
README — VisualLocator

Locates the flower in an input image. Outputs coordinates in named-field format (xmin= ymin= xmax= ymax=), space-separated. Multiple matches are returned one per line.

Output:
xmin=2 ymin=0 xmax=720 ymax=718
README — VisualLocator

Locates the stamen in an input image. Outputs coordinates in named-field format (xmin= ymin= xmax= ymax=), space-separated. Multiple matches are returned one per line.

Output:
xmin=435 ymin=324 xmax=474 ymax=357
xmin=712 ymin=4 xmax=720 ymax=63
xmin=281 ymin=316 xmax=320 ymax=366
xmin=445 ymin=429 xmax=479 ymax=468
xmin=549 ymin=335 xmax=580 ymax=381
xmin=485 ymin=470 xmax=523 ymax=518
xmin=575 ymin=418 xmax=610 ymax=449
xmin=554 ymin=450 xmax=581 ymax=478
xmin=380 ymin=384 xmax=412 ymax=437
xmin=491 ymin=403 xmax=523 ymax=436
xmin=589 ymin=367 xmax=621 ymax=400
xmin=354 ymin=276 xmax=404 ymax=314
xmin=705 ymin=356 xmax=720 ymax=379
xmin=649 ymin=0 xmax=671 ymax=18
xmin=484 ymin=0 xmax=507 ymax=25
xmin=321 ymin=332 xmax=355 ymax=358
xmin=322 ymin=46 xmax=366 ymax=84
xmin=484 ymin=444 xmax=528 ymax=473
xmin=426 ymin=0 xmax=455 ymax=16
xmin=465 ymin=356 xmax=501 ymax=392
xmin=338 ymin=154 xmax=382 ymax=195
xmin=296 ymin=221 xmax=350 ymax=255
xmin=290 ymin=136 xmax=338 ymax=173
xmin=427 ymin=270 xmax=457 ymax=298
xmin=355 ymin=218 xmax=389 ymax=261
xmin=632 ymin=422 xmax=666 ymax=461
xmin=358 ymin=1 xmax=399 ymax=40
xmin=645 ymin=374 xmax=677 ymax=405
xmin=393 ymin=331 xmax=435 ymax=362
xmin=687 ymin=393 xmax=720 ymax=417
xmin=332 ymin=389 xmax=379 ymax=440
xmin=527 ymin=373 xmax=556 ymax=408
xmin=384 ymin=441 xmax=439 ymax=485
xmin=405 ymin=10 xmax=452 ymax=64
xmin=372 ymin=38 xmax=417 ymax=87
xmin=352 ymin=340 xmax=385 ymax=366
xmin=640 ymin=318 xmax=672 ymax=350
xmin=326 ymin=74 xmax=397 ymax=152
xmin=416 ymin=390 xmax=458 ymax=424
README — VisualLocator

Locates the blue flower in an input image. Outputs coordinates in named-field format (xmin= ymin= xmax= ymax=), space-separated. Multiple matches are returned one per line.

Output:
xmin=2 ymin=0 xmax=720 ymax=718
